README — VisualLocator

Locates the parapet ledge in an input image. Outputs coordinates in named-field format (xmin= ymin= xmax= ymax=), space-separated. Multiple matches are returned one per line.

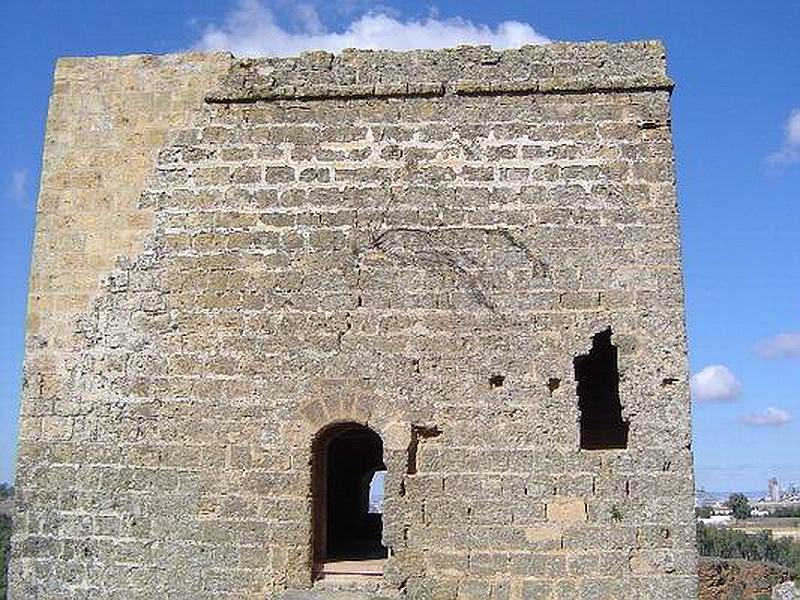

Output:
xmin=205 ymin=40 xmax=674 ymax=104
xmin=53 ymin=51 xmax=233 ymax=79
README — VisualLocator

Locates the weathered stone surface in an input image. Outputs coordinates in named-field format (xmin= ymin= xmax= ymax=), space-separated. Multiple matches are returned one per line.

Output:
xmin=207 ymin=41 xmax=673 ymax=103
xmin=546 ymin=497 xmax=587 ymax=522
xmin=275 ymin=592 xmax=396 ymax=600
xmin=11 ymin=41 xmax=696 ymax=599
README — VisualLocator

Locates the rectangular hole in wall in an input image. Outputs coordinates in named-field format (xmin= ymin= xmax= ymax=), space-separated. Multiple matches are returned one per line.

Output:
xmin=574 ymin=328 xmax=629 ymax=450
xmin=406 ymin=425 xmax=442 ymax=475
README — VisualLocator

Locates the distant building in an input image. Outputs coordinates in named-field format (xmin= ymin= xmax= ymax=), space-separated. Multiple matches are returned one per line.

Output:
xmin=699 ymin=515 xmax=733 ymax=526
xmin=768 ymin=477 xmax=781 ymax=502
xmin=784 ymin=482 xmax=800 ymax=501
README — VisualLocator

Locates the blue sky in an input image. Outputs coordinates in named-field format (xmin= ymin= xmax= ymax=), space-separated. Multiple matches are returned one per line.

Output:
xmin=0 ymin=1 xmax=798 ymax=492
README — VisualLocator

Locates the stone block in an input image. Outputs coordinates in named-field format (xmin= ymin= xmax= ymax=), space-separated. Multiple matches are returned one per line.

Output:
xmin=546 ymin=497 xmax=587 ymax=522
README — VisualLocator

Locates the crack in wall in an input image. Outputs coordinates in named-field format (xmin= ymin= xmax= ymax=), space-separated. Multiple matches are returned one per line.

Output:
xmin=357 ymin=225 xmax=549 ymax=313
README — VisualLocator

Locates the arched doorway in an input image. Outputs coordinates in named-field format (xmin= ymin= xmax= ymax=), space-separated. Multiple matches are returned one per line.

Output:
xmin=312 ymin=422 xmax=388 ymax=572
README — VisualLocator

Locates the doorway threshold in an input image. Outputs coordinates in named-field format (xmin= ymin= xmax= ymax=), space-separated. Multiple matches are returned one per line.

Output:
xmin=317 ymin=558 xmax=386 ymax=577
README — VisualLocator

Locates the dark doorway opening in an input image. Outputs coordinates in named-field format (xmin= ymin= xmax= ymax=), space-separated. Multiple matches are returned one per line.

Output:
xmin=312 ymin=422 xmax=387 ymax=570
xmin=574 ymin=328 xmax=629 ymax=450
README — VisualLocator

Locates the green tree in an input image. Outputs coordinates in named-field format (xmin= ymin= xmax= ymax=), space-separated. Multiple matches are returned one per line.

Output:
xmin=0 ymin=483 xmax=12 ymax=501
xmin=696 ymin=506 xmax=713 ymax=518
xmin=727 ymin=493 xmax=751 ymax=520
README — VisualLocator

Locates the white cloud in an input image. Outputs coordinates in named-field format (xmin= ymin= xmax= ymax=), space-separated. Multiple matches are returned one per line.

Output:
xmin=789 ymin=110 xmax=800 ymax=145
xmin=194 ymin=0 xmax=550 ymax=57
xmin=740 ymin=406 xmax=792 ymax=427
xmin=690 ymin=365 xmax=741 ymax=403
xmin=767 ymin=108 xmax=800 ymax=166
xmin=756 ymin=332 xmax=800 ymax=359
xmin=6 ymin=168 xmax=31 ymax=209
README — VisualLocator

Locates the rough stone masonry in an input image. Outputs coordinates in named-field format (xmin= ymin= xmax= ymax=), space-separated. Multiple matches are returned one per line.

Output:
xmin=10 ymin=41 xmax=697 ymax=599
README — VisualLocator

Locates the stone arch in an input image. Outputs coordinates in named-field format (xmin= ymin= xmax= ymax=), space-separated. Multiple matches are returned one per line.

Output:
xmin=294 ymin=378 xmax=413 ymax=445
xmin=293 ymin=380 xmax=414 ymax=584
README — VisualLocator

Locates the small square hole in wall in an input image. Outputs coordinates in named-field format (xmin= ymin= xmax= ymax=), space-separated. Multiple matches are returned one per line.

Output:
xmin=489 ymin=374 xmax=505 ymax=388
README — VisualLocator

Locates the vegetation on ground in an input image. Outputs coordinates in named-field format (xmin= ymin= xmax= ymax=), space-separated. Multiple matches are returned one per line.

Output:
xmin=0 ymin=513 xmax=10 ymax=600
xmin=740 ymin=517 xmax=800 ymax=530
xmin=697 ymin=522 xmax=800 ymax=578
xmin=1 ymin=483 xmax=12 ymax=600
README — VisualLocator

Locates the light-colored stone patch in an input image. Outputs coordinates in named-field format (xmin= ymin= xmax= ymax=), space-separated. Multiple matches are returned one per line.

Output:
xmin=547 ymin=497 xmax=588 ymax=522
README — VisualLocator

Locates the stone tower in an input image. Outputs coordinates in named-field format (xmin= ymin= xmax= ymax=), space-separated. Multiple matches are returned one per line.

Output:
xmin=11 ymin=42 xmax=697 ymax=599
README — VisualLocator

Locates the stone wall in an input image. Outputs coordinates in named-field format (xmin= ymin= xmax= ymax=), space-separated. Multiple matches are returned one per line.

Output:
xmin=11 ymin=42 xmax=697 ymax=599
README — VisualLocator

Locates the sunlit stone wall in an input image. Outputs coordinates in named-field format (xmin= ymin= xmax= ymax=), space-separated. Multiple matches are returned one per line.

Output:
xmin=11 ymin=42 xmax=696 ymax=599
